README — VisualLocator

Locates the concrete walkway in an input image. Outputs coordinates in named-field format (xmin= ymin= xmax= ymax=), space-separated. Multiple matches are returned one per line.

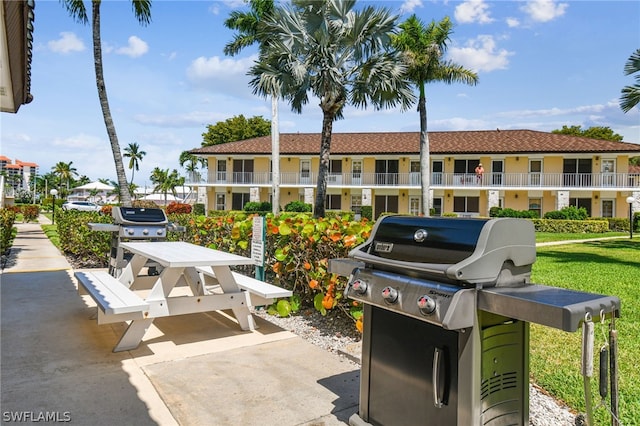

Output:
xmin=1 ymin=219 xmax=359 ymax=425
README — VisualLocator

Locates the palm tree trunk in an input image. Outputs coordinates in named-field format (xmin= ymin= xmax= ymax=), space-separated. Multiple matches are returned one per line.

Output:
xmin=419 ymin=85 xmax=431 ymax=216
xmin=92 ymin=1 xmax=132 ymax=207
xmin=271 ymin=96 xmax=280 ymax=215
xmin=314 ymin=111 xmax=333 ymax=218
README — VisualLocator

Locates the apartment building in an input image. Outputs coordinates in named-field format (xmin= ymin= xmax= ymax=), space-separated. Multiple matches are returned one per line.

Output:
xmin=0 ymin=156 xmax=38 ymax=191
xmin=189 ymin=130 xmax=640 ymax=219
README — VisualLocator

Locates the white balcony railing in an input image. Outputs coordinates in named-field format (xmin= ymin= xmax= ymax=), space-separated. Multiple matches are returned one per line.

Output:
xmin=188 ymin=172 xmax=640 ymax=189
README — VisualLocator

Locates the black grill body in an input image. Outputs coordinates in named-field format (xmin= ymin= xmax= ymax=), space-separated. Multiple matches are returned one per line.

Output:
xmin=331 ymin=215 xmax=620 ymax=426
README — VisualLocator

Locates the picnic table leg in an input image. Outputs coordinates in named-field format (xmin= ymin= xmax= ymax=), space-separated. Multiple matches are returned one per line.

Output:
xmin=113 ymin=318 xmax=154 ymax=352
xmin=211 ymin=266 xmax=257 ymax=331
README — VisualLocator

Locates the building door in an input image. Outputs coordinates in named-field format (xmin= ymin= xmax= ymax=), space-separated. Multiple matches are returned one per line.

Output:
xmin=410 ymin=161 xmax=420 ymax=185
xmin=529 ymin=160 xmax=542 ymax=185
xmin=300 ymin=160 xmax=311 ymax=184
xmin=217 ymin=159 xmax=227 ymax=183
xmin=375 ymin=160 xmax=399 ymax=185
xmin=492 ymin=160 xmax=504 ymax=185
xmin=374 ymin=195 xmax=398 ymax=218
xmin=454 ymin=159 xmax=479 ymax=185
xmin=351 ymin=160 xmax=362 ymax=185
xmin=601 ymin=159 xmax=615 ymax=187
xmin=233 ymin=159 xmax=254 ymax=183
xmin=563 ymin=159 xmax=592 ymax=186
xmin=232 ymin=192 xmax=251 ymax=210
xmin=432 ymin=161 xmax=443 ymax=185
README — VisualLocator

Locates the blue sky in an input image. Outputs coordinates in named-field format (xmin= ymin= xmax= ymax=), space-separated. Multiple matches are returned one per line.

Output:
xmin=2 ymin=0 xmax=639 ymax=187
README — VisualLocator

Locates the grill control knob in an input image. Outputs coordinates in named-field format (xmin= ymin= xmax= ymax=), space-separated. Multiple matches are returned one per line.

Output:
xmin=126 ymin=228 xmax=134 ymax=236
xmin=157 ymin=229 xmax=164 ymax=236
xmin=351 ymin=279 xmax=368 ymax=295
xmin=417 ymin=295 xmax=436 ymax=315
xmin=381 ymin=286 xmax=398 ymax=304
xmin=142 ymin=228 xmax=149 ymax=235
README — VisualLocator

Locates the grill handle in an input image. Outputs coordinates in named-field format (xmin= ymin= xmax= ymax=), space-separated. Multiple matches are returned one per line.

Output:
xmin=433 ymin=347 xmax=444 ymax=408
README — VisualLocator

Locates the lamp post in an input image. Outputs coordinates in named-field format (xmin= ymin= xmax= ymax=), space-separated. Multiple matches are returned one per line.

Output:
xmin=627 ymin=196 xmax=635 ymax=239
xmin=50 ymin=189 xmax=58 ymax=225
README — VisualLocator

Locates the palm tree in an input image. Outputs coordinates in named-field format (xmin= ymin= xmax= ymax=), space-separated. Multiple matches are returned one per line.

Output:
xmin=620 ymin=48 xmax=640 ymax=113
xmin=224 ymin=0 xmax=280 ymax=215
xmin=123 ymin=142 xmax=147 ymax=185
xmin=150 ymin=167 xmax=185 ymax=205
xmin=392 ymin=15 xmax=478 ymax=216
xmin=52 ymin=161 xmax=79 ymax=192
xmin=60 ymin=0 xmax=152 ymax=207
xmin=179 ymin=151 xmax=207 ymax=183
xmin=249 ymin=0 xmax=414 ymax=218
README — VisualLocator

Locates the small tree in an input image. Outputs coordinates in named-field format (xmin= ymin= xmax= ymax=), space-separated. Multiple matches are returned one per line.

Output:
xmin=201 ymin=115 xmax=271 ymax=146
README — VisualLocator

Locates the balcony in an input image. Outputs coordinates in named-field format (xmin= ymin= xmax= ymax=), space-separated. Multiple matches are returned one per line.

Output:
xmin=188 ymin=172 xmax=640 ymax=190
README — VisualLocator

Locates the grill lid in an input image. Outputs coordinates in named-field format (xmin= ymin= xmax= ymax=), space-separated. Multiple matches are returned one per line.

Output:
xmin=349 ymin=215 xmax=536 ymax=287
xmin=112 ymin=207 xmax=168 ymax=225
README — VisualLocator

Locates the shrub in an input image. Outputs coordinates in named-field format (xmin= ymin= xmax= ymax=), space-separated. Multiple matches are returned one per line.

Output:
xmin=54 ymin=210 xmax=112 ymax=267
xmin=132 ymin=200 xmax=159 ymax=209
xmin=193 ymin=203 xmax=205 ymax=216
xmin=532 ymin=219 xmax=609 ymax=233
xmin=21 ymin=204 xmax=40 ymax=222
xmin=243 ymin=201 xmax=271 ymax=213
xmin=544 ymin=205 xmax=588 ymax=220
xmin=360 ymin=206 xmax=373 ymax=221
xmin=489 ymin=206 xmax=502 ymax=217
xmin=166 ymin=202 xmax=192 ymax=214
xmin=494 ymin=208 xmax=538 ymax=219
xmin=100 ymin=205 xmax=114 ymax=216
xmin=284 ymin=201 xmax=312 ymax=212
xmin=0 ymin=208 xmax=17 ymax=255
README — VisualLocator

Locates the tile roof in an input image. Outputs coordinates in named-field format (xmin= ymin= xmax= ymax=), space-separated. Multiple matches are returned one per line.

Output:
xmin=190 ymin=130 xmax=640 ymax=156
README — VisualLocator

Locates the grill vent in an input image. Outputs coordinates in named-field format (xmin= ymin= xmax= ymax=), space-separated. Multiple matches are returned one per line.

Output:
xmin=480 ymin=371 xmax=519 ymax=399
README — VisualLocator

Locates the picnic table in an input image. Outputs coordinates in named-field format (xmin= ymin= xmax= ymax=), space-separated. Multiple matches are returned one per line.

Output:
xmin=75 ymin=241 xmax=291 ymax=352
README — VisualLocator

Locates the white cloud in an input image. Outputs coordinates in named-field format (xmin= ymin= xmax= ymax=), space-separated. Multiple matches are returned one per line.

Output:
xmin=48 ymin=32 xmax=85 ymax=54
xmin=133 ymin=111 xmax=230 ymax=128
xmin=521 ymin=0 xmax=568 ymax=23
xmin=448 ymin=35 xmax=513 ymax=72
xmin=454 ymin=0 xmax=494 ymax=24
xmin=506 ymin=17 xmax=520 ymax=28
xmin=115 ymin=36 xmax=149 ymax=58
xmin=400 ymin=0 xmax=423 ymax=14
xmin=187 ymin=55 xmax=256 ymax=81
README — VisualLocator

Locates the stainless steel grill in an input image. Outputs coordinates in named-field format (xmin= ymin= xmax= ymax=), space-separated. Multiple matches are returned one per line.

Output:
xmin=330 ymin=215 xmax=620 ymax=426
xmin=89 ymin=207 xmax=175 ymax=276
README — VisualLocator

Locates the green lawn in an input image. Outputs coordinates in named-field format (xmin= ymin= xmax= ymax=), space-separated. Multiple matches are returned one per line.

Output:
xmin=535 ymin=231 xmax=629 ymax=243
xmin=530 ymin=239 xmax=639 ymax=425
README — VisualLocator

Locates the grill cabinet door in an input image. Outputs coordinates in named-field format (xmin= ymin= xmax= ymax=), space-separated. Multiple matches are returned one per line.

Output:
xmin=365 ymin=306 xmax=459 ymax=426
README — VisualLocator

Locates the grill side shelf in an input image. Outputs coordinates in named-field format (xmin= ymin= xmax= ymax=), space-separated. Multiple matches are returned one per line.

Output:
xmin=478 ymin=285 xmax=620 ymax=332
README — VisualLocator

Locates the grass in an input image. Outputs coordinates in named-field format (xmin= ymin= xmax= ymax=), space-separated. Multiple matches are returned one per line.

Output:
xmin=530 ymin=239 xmax=639 ymax=425
xmin=535 ymin=231 xmax=629 ymax=243
xmin=41 ymin=225 xmax=60 ymax=249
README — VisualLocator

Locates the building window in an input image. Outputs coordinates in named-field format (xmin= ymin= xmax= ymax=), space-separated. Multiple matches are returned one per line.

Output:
xmin=216 ymin=193 xmax=226 ymax=210
xmin=529 ymin=198 xmax=542 ymax=218
xmin=325 ymin=194 xmax=341 ymax=210
xmin=453 ymin=196 xmax=479 ymax=214
xmin=601 ymin=200 xmax=614 ymax=218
